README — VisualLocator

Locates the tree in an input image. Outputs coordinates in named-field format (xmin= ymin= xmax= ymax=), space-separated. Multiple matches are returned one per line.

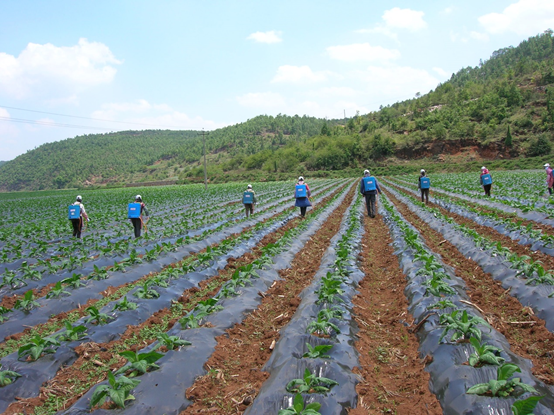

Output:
xmin=527 ymin=134 xmax=552 ymax=156
xmin=505 ymin=125 xmax=513 ymax=148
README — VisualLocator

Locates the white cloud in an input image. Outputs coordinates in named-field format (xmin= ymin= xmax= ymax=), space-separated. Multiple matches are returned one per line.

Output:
xmin=327 ymin=43 xmax=400 ymax=62
xmin=0 ymin=38 xmax=121 ymax=100
xmin=236 ymin=92 xmax=286 ymax=108
xmin=271 ymin=65 xmax=330 ymax=84
xmin=247 ymin=31 xmax=283 ymax=44
xmin=479 ymin=0 xmax=554 ymax=36
xmin=441 ymin=6 xmax=455 ymax=15
xmin=356 ymin=65 xmax=439 ymax=99
xmin=382 ymin=8 xmax=427 ymax=31
xmin=470 ymin=31 xmax=490 ymax=41
xmin=313 ymin=87 xmax=358 ymax=98
xmin=433 ymin=67 xmax=450 ymax=78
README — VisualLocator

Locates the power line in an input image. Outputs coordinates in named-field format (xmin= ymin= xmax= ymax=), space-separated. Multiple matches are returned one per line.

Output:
xmin=0 ymin=104 xmax=187 ymax=129
xmin=0 ymin=116 xmax=113 ymax=131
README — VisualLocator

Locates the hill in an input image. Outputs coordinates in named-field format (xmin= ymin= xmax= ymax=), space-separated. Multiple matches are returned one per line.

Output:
xmin=1 ymin=31 xmax=554 ymax=191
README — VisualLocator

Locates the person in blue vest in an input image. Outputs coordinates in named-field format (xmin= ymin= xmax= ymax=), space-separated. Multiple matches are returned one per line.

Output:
xmin=129 ymin=195 xmax=149 ymax=238
xmin=294 ymin=176 xmax=312 ymax=217
xmin=418 ymin=169 xmax=430 ymax=204
xmin=69 ymin=195 xmax=89 ymax=238
xmin=480 ymin=166 xmax=492 ymax=197
xmin=242 ymin=184 xmax=257 ymax=217
xmin=359 ymin=170 xmax=382 ymax=218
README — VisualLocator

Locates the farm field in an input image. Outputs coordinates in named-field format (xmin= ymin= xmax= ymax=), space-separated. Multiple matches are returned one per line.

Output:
xmin=0 ymin=173 xmax=553 ymax=415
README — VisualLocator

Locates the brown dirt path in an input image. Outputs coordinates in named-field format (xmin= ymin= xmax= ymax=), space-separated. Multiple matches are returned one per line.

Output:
xmin=181 ymin=184 xmax=356 ymax=414
xmin=348 ymin=214 xmax=442 ymax=415
xmin=385 ymin=190 xmax=554 ymax=385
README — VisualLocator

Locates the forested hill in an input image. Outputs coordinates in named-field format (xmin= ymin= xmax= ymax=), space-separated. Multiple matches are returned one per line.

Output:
xmin=1 ymin=31 xmax=554 ymax=191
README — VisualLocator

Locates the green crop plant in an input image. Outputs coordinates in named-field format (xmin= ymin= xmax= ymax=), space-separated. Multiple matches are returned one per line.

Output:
xmin=20 ymin=261 xmax=42 ymax=280
xmin=61 ymin=273 xmax=86 ymax=288
xmin=425 ymin=274 xmax=456 ymax=297
xmin=0 ymin=365 xmax=21 ymax=386
xmin=278 ymin=393 xmax=322 ymax=415
xmin=90 ymin=372 xmax=140 ymax=409
xmin=46 ymin=281 xmax=71 ymax=299
xmin=307 ymin=316 xmax=340 ymax=336
xmin=151 ymin=275 xmax=170 ymax=288
xmin=18 ymin=334 xmax=60 ymax=361
xmin=468 ymin=338 xmax=505 ymax=367
xmin=317 ymin=307 xmax=343 ymax=321
xmin=303 ymin=343 xmax=333 ymax=359
xmin=134 ymin=281 xmax=160 ymax=299
xmin=112 ymin=296 xmax=138 ymax=312
xmin=179 ymin=314 xmax=201 ymax=329
xmin=115 ymin=350 xmax=164 ymax=377
xmin=466 ymin=363 xmax=538 ymax=397
xmin=439 ymin=310 xmax=489 ymax=343
xmin=511 ymin=396 xmax=544 ymax=415
xmin=0 ymin=306 xmax=11 ymax=323
xmin=14 ymin=290 xmax=40 ymax=312
xmin=427 ymin=299 xmax=457 ymax=310
xmin=89 ymin=264 xmax=109 ymax=280
xmin=60 ymin=322 xmax=87 ymax=341
xmin=193 ymin=298 xmax=223 ymax=320
xmin=123 ymin=249 xmax=142 ymax=265
xmin=1 ymin=268 xmax=26 ymax=289
xmin=85 ymin=305 xmax=111 ymax=325
xmin=111 ymin=261 xmax=127 ymax=272
xmin=525 ymin=264 xmax=554 ymax=285
xmin=155 ymin=333 xmax=191 ymax=350
xmin=285 ymin=368 xmax=338 ymax=394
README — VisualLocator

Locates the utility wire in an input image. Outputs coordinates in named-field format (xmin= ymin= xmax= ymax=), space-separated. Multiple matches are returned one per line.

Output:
xmin=0 ymin=116 xmax=113 ymax=131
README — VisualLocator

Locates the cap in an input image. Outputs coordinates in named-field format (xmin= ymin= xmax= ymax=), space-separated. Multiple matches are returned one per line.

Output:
xmin=298 ymin=176 xmax=304 ymax=181
xmin=420 ymin=169 xmax=425 ymax=173
xmin=481 ymin=166 xmax=486 ymax=170
xmin=364 ymin=169 xmax=369 ymax=174
xmin=544 ymin=163 xmax=550 ymax=168
xmin=247 ymin=184 xmax=252 ymax=189
xmin=135 ymin=194 xmax=142 ymax=201
xmin=76 ymin=195 xmax=82 ymax=202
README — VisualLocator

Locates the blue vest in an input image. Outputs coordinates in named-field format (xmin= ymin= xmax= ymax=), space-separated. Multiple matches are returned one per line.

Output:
xmin=128 ymin=203 xmax=142 ymax=219
xmin=362 ymin=176 xmax=377 ymax=192
xmin=420 ymin=177 xmax=430 ymax=189
xmin=243 ymin=191 xmax=254 ymax=204
xmin=482 ymin=174 xmax=492 ymax=185
xmin=68 ymin=204 xmax=80 ymax=220
xmin=295 ymin=184 xmax=307 ymax=198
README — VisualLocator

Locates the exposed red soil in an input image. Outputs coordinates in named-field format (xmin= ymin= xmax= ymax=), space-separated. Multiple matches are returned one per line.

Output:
xmin=348 ymin=214 xmax=442 ymax=414
xmin=386 ymin=190 xmax=554 ymax=385
xmin=181 ymin=185 xmax=356 ymax=414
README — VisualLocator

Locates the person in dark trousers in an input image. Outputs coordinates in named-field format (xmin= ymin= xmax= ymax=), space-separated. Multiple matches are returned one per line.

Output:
xmin=480 ymin=166 xmax=492 ymax=197
xmin=545 ymin=163 xmax=553 ymax=196
xmin=243 ymin=184 xmax=257 ymax=217
xmin=418 ymin=169 xmax=430 ymax=204
xmin=129 ymin=195 xmax=149 ymax=238
xmin=69 ymin=195 xmax=89 ymax=238
xmin=294 ymin=176 xmax=312 ymax=217
xmin=360 ymin=169 xmax=382 ymax=217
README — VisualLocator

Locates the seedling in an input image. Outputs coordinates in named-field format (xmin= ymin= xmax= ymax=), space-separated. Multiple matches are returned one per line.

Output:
xmin=424 ymin=274 xmax=456 ymax=296
xmin=0 ymin=365 xmax=21 ymax=386
xmin=90 ymin=372 xmax=140 ymax=409
xmin=85 ymin=305 xmax=111 ymax=325
xmin=18 ymin=334 xmax=60 ymax=361
xmin=303 ymin=343 xmax=333 ymax=359
xmin=1 ymin=268 xmax=26 ymax=289
xmin=14 ymin=290 xmax=40 ymax=312
xmin=89 ymin=264 xmax=109 ymax=280
xmin=151 ymin=275 xmax=170 ymax=288
xmin=0 ymin=306 xmax=11 ymax=323
xmin=134 ymin=281 xmax=160 ymax=299
xmin=179 ymin=314 xmax=201 ymax=329
xmin=317 ymin=307 xmax=343 ymax=321
xmin=467 ymin=338 xmax=505 ymax=367
xmin=112 ymin=296 xmax=138 ymax=312
xmin=61 ymin=273 xmax=86 ymax=288
xmin=427 ymin=299 xmax=456 ymax=310
xmin=439 ymin=310 xmax=489 ymax=343
xmin=46 ymin=281 xmax=71 ymax=298
xmin=278 ymin=393 xmax=322 ymax=415
xmin=307 ymin=316 xmax=340 ymax=336
xmin=115 ymin=350 xmax=164 ymax=377
xmin=193 ymin=298 xmax=223 ymax=320
xmin=466 ymin=363 xmax=538 ymax=397
xmin=60 ymin=321 xmax=88 ymax=341
xmin=155 ymin=333 xmax=191 ymax=350
xmin=285 ymin=368 xmax=338 ymax=394
xmin=511 ymin=396 xmax=544 ymax=415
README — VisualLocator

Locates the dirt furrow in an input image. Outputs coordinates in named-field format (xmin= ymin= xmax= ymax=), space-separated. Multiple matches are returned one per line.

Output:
xmin=348 ymin=214 xmax=442 ymax=415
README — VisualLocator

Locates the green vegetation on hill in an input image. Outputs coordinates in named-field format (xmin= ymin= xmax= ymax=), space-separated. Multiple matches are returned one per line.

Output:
xmin=1 ymin=31 xmax=554 ymax=191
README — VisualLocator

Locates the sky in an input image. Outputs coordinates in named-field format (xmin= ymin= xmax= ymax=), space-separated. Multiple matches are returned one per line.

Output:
xmin=1 ymin=0 xmax=554 ymax=161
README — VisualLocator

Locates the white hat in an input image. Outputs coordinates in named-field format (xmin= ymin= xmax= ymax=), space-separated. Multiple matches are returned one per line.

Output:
xmin=364 ymin=169 xmax=369 ymax=174
xmin=481 ymin=166 xmax=486 ymax=170
xmin=76 ymin=195 xmax=82 ymax=202
xmin=298 ymin=176 xmax=304 ymax=181
xmin=247 ymin=184 xmax=252 ymax=189
xmin=420 ymin=169 xmax=425 ymax=173
xmin=544 ymin=163 xmax=550 ymax=168
xmin=135 ymin=194 xmax=142 ymax=201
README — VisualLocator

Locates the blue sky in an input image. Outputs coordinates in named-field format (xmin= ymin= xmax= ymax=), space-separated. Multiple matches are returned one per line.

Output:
xmin=1 ymin=0 xmax=554 ymax=160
